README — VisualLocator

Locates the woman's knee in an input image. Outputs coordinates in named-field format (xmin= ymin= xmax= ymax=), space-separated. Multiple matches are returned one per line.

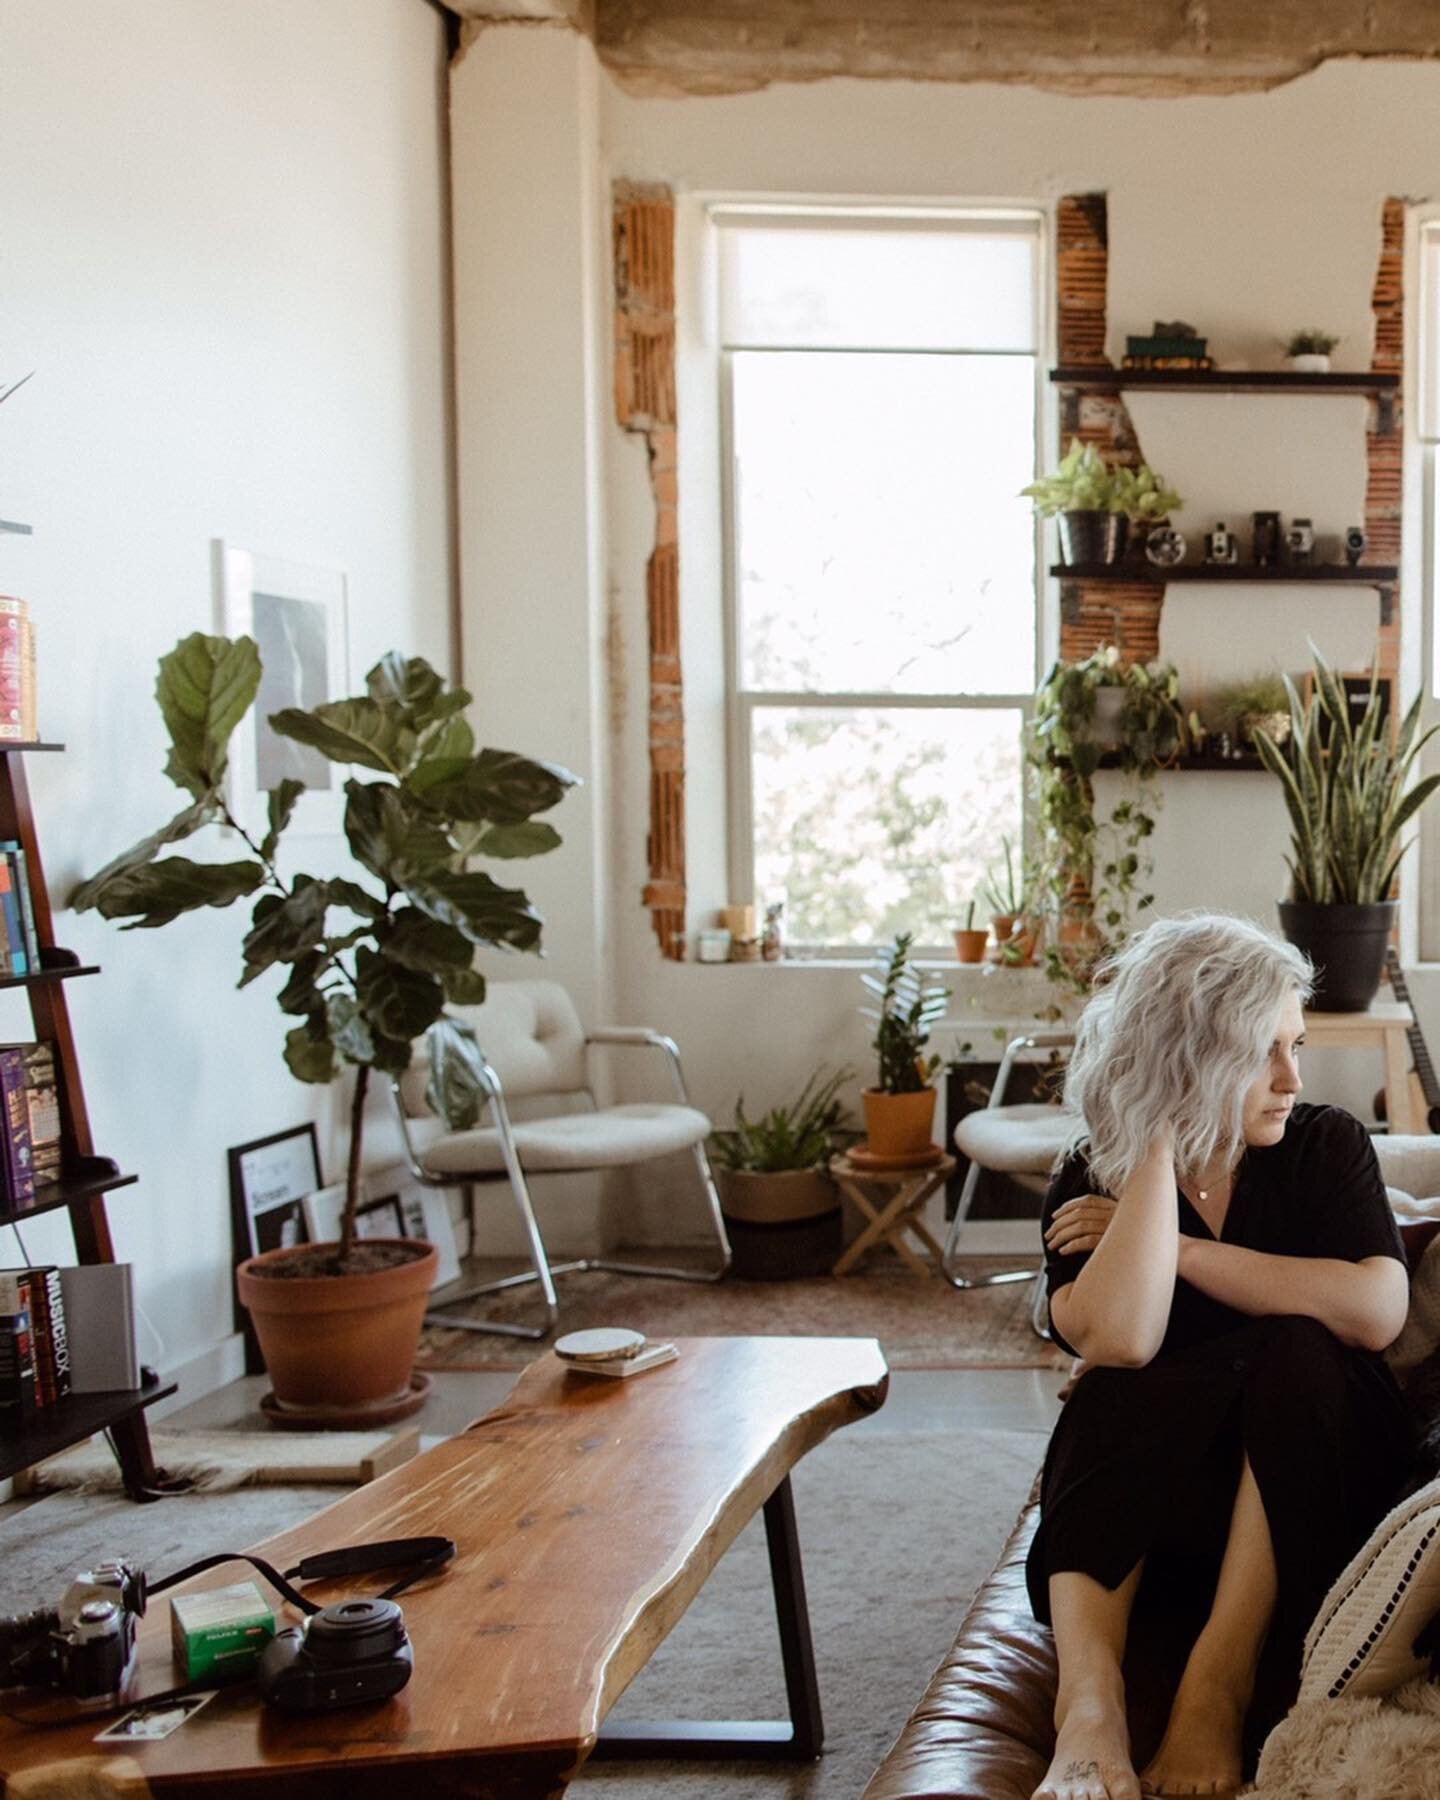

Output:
xmin=1240 ymin=1315 xmax=1349 ymax=1412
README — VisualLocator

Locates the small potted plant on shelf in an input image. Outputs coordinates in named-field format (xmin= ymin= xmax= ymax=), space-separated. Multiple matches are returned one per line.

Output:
xmin=858 ymin=933 xmax=950 ymax=1161
xmin=1282 ymin=329 xmax=1341 ymax=374
xmin=952 ymin=899 xmax=989 ymax=964
xmin=1021 ymin=441 xmax=1183 ymax=568
xmin=1253 ymin=647 xmax=1440 ymax=1011
xmin=981 ymin=837 xmax=1041 ymax=965
xmin=71 ymin=634 xmax=575 ymax=1425
xmin=708 ymin=1068 xmax=853 ymax=1278
xmin=1209 ymin=671 xmax=1292 ymax=758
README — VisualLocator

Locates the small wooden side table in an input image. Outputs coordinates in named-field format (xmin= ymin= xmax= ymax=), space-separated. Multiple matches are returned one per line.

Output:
xmin=830 ymin=1153 xmax=958 ymax=1278
xmin=1303 ymin=1001 xmax=1422 ymax=1134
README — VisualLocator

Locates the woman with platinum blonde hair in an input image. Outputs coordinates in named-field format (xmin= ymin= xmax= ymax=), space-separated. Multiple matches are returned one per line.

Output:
xmin=1028 ymin=913 xmax=1411 ymax=1800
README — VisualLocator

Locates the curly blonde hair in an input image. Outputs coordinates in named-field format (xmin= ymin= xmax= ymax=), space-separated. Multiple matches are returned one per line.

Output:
xmin=1064 ymin=913 xmax=1313 ymax=1195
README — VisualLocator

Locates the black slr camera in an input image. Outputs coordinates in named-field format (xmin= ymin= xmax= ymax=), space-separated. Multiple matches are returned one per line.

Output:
xmin=259 ymin=1597 xmax=413 ymax=1713
xmin=0 ymin=1560 xmax=144 ymax=1705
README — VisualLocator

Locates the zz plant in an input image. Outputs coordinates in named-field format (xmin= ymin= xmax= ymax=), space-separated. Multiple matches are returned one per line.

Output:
xmin=71 ymin=633 xmax=575 ymax=1269
xmin=1252 ymin=648 xmax=1440 ymax=904
xmin=861 ymin=933 xmax=950 ymax=1094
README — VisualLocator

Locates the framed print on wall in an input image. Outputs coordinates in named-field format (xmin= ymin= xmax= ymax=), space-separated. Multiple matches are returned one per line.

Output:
xmin=215 ymin=542 xmax=349 ymax=837
xmin=227 ymin=1124 xmax=321 ymax=1373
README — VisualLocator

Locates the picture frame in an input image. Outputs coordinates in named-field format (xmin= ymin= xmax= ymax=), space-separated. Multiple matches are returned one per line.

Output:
xmin=303 ymin=1184 xmax=406 ymax=1247
xmin=227 ymin=1125 xmax=321 ymax=1373
xmin=215 ymin=542 xmax=349 ymax=838
xmin=394 ymin=1183 xmax=463 ymax=1289
xmin=304 ymin=1174 xmax=460 ymax=1289
xmin=1301 ymin=670 xmax=1393 ymax=744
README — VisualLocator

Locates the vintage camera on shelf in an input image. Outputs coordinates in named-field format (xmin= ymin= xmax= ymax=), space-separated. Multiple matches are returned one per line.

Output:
xmin=259 ymin=1597 xmax=413 ymax=1713
xmin=0 ymin=1561 xmax=144 ymax=1706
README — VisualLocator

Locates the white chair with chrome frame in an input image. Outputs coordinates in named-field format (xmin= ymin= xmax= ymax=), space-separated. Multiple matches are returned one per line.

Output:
xmin=941 ymin=1028 xmax=1075 ymax=1324
xmin=389 ymin=980 xmax=731 ymax=1339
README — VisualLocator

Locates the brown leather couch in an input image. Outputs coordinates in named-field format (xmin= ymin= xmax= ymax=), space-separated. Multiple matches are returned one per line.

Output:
xmin=862 ymin=1214 xmax=1440 ymax=1800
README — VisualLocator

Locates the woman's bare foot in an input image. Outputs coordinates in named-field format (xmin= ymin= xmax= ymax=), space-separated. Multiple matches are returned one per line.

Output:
xmin=1033 ymin=1690 xmax=1142 ymax=1800
xmin=1138 ymin=1665 xmax=1246 ymax=1797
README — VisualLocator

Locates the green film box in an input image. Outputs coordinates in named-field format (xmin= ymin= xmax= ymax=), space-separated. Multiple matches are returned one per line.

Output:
xmin=170 ymin=1581 xmax=276 ymax=1681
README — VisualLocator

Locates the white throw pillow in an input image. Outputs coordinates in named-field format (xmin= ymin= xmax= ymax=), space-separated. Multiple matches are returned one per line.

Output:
xmin=1300 ymin=1475 xmax=1440 ymax=1702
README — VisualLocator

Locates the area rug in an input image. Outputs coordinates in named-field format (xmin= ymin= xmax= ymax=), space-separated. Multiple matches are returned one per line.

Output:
xmin=15 ymin=1427 xmax=421 ymax=1495
xmin=0 ymin=1423 xmax=1048 ymax=1800
xmin=417 ymin=1258 xmax=1066 ymax=1372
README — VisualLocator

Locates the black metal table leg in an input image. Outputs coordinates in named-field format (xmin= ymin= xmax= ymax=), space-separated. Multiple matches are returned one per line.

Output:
xmin=592 ymin=1474 xmax=824 ymax=1762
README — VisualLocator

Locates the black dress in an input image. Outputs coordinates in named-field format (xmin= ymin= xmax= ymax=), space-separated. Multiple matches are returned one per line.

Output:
xmin=1026 ymin=1103 xmax=1410 ymax=1735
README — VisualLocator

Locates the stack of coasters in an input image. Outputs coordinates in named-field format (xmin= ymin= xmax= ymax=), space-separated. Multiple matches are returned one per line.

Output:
xmin=554 ymin=1327 xmax=678 ymax=1379
xmin=171 ymin=1580 xmax=276 ymax=1682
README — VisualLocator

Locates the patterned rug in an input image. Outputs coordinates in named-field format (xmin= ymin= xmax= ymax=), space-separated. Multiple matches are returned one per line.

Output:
xmin=415 ymin=1256 xmax=1067 ymax=1372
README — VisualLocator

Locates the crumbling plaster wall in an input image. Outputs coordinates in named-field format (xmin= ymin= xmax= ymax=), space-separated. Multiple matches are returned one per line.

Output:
xmin=451 ymin=38 xmax=1440 ymax=1239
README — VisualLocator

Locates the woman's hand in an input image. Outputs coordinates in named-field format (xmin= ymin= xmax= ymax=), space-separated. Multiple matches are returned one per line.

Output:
xmin=1045 ymin=1193 xmax=1119 ymax=1257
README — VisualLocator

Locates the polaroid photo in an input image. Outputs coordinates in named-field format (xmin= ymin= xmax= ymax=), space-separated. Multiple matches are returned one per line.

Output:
xmin=95 ymin=1691 xmax=217 ymax=1743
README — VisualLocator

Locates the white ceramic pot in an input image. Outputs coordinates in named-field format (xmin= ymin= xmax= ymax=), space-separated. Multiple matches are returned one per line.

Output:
xmin=1286 ymin=353 xmax=1331 ymax=373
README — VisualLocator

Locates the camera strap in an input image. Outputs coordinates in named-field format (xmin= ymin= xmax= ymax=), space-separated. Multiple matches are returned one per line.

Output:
xmin=148 ymin=1535 xmax=456 ymax=1615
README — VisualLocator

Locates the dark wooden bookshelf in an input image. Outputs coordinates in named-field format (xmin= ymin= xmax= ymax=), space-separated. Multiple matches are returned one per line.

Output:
xmin=1095 ymin=750 xmax=1267 ymax=773
xmin=0 ymin=1373 xmax=177 ymax=1485
xmin=1052 ymin=562 xmax=1398 ymax=585
xmin=0 ymin=744 xmax=178 ymax=1500
xmin=1050 ymin=368 xmax=1400 ymax=394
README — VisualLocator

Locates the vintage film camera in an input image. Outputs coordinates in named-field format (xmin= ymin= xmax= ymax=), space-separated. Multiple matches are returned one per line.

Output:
xmin=0 ymin=1561 xmax=144 ymax=1706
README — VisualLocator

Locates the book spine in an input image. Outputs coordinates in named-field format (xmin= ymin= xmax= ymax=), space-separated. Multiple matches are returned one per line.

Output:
xmin=0 ymin=601 xmax=27 ymax=743
xmin=0 ymin=855 xmax=28 ymax=976
xmin=27 ymin=1269 xmax=56 ymax=1406
xmin=20 ymin=618 xmax=35 ymax=743
xmin=19 ymin=1043 xmax=60 ymax=1185
xmin=43 ymin=1267 xmax=69 ymax=1399
xmin=0 ymin=844 xmax=39 ymax=967
xmin=0 ymin=1048 xmax=36 ymax=1211
xmin=0 ymin=1309 xmax=38 ymax=1414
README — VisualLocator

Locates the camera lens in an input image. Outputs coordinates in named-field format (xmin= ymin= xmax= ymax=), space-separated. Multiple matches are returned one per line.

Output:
xmin=305 ymin=1599 xmax=405 ymax=1665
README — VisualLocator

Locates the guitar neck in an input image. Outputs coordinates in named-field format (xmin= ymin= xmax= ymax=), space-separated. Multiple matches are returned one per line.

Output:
xmin=1385 ymin=947 xmax=1440 ymax=1111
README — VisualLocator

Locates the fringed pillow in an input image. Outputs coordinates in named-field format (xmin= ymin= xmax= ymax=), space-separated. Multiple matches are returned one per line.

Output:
xmin=1300 ymin=1475 xmax=1440 ymax=1703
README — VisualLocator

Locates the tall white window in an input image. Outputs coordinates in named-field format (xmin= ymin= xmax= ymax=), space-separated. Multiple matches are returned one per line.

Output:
xmin=716 ymin=206 xmax=1044 ymax=951
xmin=1418 ymin=217 xmax=1440 ymax=960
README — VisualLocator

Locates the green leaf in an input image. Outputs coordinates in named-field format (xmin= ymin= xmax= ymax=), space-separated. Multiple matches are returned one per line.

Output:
xmin=269 ymin=698 xmax=414 ymax=775
xmin=343 ymin=780 xmax=454 ymax=887
xmin=409 ymin=748 xmax=578 ymax=823
xmin=327 ymin=876 xmax=387 ymax=920
xmin=97 ymin=856 xmax=264 ymax=928
xmin=68 ymin=798 xmax=217 ymax=913
xmin=441 ymin=965 xmax=487 ymax=1005
xmin=424 ymin=1016 xmax=489 ymax=1130
xmin=470 ymin=821 xmax=563 ymax=859
xmin=325 ymin=992 xmax=376 ymax=1065
xmin=261 ymin=779 xmax=306 ymax=860
xmin=156 ymin=633 xmax=262 ymax=798
xmin=285 ymin=1017 xmax=338 ymax=1084
xmin=403 ymin=868 xmax=544 ymax=952
xmin=382 ymin=908 xmax=476 ymax=974
xmin=413 ymin=712 xmax=475 ymax=771
xmin=355 ymin=945 xmax=446 ymax=1042
xmin=366 ymin=653 xmax=444 ymax=718
xmin=369 ymin=1030 xmax=415 ymax=1076
xmin=238 ymin=876 xmax=329 ymax=987
xmin=277 ymin=951 xmax=327 ymax=1016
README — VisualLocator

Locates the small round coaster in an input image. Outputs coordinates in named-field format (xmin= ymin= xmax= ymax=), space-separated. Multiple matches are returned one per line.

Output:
xmin=555 ymin=1327 xmax=646 ymax=1362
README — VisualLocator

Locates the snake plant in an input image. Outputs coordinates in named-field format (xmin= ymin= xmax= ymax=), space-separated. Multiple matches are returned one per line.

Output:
xmin=1252 ymin=649 xmax=1440 ymax=904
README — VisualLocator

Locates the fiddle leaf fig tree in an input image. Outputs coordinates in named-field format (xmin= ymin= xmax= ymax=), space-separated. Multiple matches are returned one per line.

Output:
xmin=70 ymin=634 xmax=577 ymax=1269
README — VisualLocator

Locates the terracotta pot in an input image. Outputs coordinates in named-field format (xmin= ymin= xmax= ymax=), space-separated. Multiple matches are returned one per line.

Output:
xmin=988 ymin=914 xmax=1041 ymax=966
xmin=952 ymin=927 xmax=990 ymax=964
xmin=862 ymin=1087 xmax=937 ymax=1160
xmin=236 ymin=1238 xmax=437 ymax=1417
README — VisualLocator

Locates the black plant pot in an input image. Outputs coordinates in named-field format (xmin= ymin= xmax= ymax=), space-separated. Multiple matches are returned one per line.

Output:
xmin=722 ymin=1209 xmax=843 ymax=1280
xmin=1058 ymin=510 xmax=1129 ymax=566
xmin=1276 ymin=900 xmax=1397 ymax=1012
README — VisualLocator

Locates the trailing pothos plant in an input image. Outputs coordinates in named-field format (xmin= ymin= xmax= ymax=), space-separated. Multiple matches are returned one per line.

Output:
xmin=1029 ymin=647 xmax=1187 ymax=994
xmin=70 ymin=633 xmax=576 ymax=1271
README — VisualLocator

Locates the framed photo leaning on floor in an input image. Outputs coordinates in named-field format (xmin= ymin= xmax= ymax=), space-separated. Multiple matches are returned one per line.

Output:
xmin=227 ymin=1123 xmax=321 ymax=1373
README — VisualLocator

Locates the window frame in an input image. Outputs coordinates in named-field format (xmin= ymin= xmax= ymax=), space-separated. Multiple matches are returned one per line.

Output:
xmin=714 ymin=201 xmax=1050 ymax=956
xmin=1413 ymin=210 xmax=1440 ymax=962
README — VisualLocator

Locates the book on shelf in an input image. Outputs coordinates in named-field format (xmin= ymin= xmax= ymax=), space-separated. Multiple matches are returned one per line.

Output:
xmin=0 ymin=1307 xmax=38 ymax=1416
xmin=0 ymin=1266 xmax=69 ymax=1406
xmin=0 ymin=597 xmax=36 ymax=744
xmin=0 ymin=842 xmax=39 ymax=970
xmin=0 ymin=858 xmax=27 ymax=977
xmin=0 ymin=1047 xmax=35 ymax=1211
xmin=2 ymin=1042 xmax=60 ymax=1186
xmin=59 ymin=1263 xmax=138 ymax=1393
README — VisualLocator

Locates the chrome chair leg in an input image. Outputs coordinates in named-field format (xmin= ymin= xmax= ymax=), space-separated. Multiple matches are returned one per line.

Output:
xmin=587 ymin=1141 xmax=733 ymax=1283
xmin=939 ymin=1156 xmax=1040 ymax=1291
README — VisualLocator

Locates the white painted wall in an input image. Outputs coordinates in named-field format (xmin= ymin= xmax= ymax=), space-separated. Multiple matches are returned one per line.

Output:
xmin=0 ymin=0 xmax=453 ymax=1397
xmin=444 ymin=45 xmax=1440 ymax=1239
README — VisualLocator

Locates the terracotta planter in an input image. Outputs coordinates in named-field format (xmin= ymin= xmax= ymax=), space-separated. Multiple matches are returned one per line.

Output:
xmin=953 ymin=927 xmax=990 ymax=964
xmin=862 ymin=1087 xmax=937 ymax=1160
xmin=237 ymin=1238 xmax=437 ymax=1425
xmin=988 ymin=914 xmax=1041 ymax=966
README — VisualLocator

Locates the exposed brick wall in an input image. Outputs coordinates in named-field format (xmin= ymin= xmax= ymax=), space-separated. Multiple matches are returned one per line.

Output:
xmin=614 ymin=181 xmax=686 ymax=960
xmin=1059 ymin=581 xmax=1163 ymax=666
xmin=1056 ymin=195 xmax=1111 ymax=369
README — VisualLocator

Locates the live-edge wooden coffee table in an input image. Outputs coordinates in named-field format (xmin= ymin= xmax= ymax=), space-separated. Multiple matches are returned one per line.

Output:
xmin=0 ymin=1335 xmax=888 ymax=1798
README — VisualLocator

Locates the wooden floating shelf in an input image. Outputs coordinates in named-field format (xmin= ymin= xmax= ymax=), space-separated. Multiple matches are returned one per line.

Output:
xmin=1050 ymin=368 xmax=1400 ymax=394
xmin=1052 ymin=563 xmax=1398 ymax=585
xmin=0 ymin=1373 xmax=175 ymax=1482
xmin=0 ymin=964 xmax=100 ymax=992
xmin=0 ymin=741 xmax=63 ymax=753
xmin=1095 ymin=751 xmax=1266 ymax=773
